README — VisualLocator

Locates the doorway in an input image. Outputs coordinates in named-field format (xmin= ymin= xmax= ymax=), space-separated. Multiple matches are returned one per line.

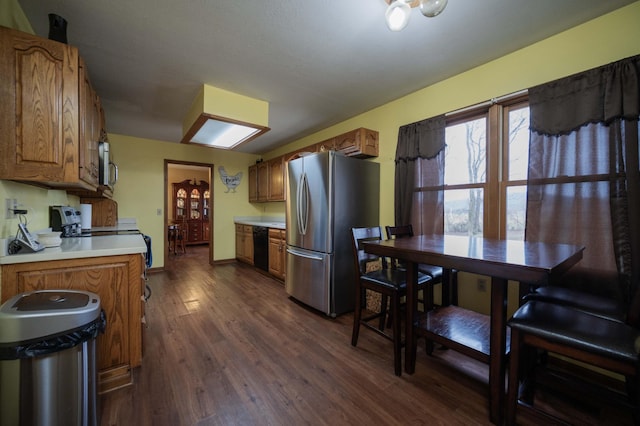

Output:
xmin=164 ymin=160 xmax=214 ymax=267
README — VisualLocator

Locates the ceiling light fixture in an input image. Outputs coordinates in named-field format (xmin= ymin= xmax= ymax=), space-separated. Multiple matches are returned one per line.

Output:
xmin=384 ymin=0 xmax=448 ymax=31
xmin=181 ymin=85 xmax=270 ymax=150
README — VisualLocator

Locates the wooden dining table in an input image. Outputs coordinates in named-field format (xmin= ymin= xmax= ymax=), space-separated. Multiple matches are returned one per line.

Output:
xmin=363 ymin=234 xmax=585 ymax=424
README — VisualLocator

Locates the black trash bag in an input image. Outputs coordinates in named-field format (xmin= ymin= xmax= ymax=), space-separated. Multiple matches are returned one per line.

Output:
xmin=0 ymin=309 xmax=106 ymax=360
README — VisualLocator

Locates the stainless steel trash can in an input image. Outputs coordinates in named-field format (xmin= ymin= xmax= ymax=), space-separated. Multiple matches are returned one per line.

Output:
xmin=0 ymin=290 xmax=105 ymax=426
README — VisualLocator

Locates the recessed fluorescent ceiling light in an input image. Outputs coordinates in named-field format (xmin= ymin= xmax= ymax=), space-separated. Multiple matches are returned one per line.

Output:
xmin=181 ymin=85 xmax=270 ymax=150
xmin=191 ymin=118 xmax=262 ymax=149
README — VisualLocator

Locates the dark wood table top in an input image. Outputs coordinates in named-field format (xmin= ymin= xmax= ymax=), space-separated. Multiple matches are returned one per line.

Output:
xmin=363 ymin=234 xmax=585 ymax=285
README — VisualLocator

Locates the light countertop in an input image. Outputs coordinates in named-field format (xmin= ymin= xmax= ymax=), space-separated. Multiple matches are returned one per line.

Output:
xmin=0 ymin=234 xmax=147 ymax=265
xmin=234 ymin=216 xmax=285 ymax=230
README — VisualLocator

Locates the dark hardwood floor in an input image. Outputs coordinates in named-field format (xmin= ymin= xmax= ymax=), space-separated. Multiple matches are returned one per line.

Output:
xmin=99 ymin=246 xmax=633 ymax=425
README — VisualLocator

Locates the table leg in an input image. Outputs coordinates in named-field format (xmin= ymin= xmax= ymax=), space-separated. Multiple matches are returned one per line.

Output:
xmin=489 ymin=277 xmax=508 ymax=424
xmin=405 ymin=262 xmax=418 ymax=374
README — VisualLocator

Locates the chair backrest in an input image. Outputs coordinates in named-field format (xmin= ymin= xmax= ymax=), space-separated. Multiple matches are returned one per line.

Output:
xmin=385 ymin=224 xmax=414 ymax=240
xmin=385 ymin=225 xmax=415 ymax=269
xmin=351 ymin=227 xmax=387 ymax=275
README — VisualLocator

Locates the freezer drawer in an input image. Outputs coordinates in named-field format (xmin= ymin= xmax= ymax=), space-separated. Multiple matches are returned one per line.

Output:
xmin=285 ymin=246 xmax=331 ymax=315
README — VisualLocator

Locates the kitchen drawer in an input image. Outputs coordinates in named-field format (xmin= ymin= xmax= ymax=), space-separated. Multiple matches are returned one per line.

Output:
xmin=268 ymin=228 xmax=285 ymax=239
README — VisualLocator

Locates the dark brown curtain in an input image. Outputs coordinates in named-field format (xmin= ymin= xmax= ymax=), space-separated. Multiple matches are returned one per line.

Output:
xmin=394 ymin=115 xmax=446 ymax=234
xmin=526 ymin=54 xmax=640 ymax=305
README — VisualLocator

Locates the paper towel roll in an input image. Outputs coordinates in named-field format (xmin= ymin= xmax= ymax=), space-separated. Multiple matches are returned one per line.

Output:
xmin=80 ymin=203 xmax=92 ymax=230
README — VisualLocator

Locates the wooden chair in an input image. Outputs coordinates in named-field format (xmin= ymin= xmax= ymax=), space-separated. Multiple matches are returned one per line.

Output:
xmin=385 ymin=225 xmax=459 ymax=308
xmin=350 ymin=226 xmax=432 ymax=376
xmin=168 ymin=224 xmax=187 ymax=255
xmin=507 ymin=280 xmax=640 ymax=424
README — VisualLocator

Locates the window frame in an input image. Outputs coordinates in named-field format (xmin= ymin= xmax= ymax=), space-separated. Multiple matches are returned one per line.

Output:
xmin=415 ymin=93 xmax=529 ymax=240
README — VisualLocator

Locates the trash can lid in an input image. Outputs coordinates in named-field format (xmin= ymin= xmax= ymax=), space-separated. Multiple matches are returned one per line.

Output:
xmin=0 ymin=290 xmax=101 ymax=343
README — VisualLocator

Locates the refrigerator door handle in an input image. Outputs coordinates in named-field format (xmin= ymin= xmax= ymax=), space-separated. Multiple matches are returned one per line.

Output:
xmin=298 ymin=172 xmax=309 ymax=235
xmin=286 ymin=247 xmax=324 ymax=261
xmin=296 ymin=173 xmax=304 ymax=235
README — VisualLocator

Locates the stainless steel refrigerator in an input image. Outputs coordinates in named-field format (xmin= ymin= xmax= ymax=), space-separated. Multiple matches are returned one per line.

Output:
xmin=285 ymin=151 xmax=380 ymax=317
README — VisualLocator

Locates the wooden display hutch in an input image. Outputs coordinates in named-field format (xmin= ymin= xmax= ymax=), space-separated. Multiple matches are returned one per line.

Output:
xmin=172 ymin=179 xmax=210 ymax=244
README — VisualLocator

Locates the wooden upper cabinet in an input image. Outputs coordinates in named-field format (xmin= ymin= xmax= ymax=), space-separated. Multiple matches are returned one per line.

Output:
xmin=268 ymin=157 xmax=285 ymax=201
xmin=248 ymin=127 xmax=378 ymax=203
xmin=0 ymin=26 xmax=80 ymax=184
xmin=334 ymin=128 xmax=379 ymax=158
xmin=315 ymin=138 xmax=336 ymax=153
xmin=0 ymin=26 xmax=109 ymax=195
xmin=79 ymin=57 xmax=101 ymax=188
xmin=248 ymin=164 xmax=258 ymax=202
xmin=257 ymin=161 xmax=269 ymax=202
xmin=248 ymin=158 xmax=286 ymax=203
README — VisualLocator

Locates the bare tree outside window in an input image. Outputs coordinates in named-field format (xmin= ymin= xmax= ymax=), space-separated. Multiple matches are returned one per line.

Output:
xmin=442 ymin=103 xmax=529 ymax=239
xmin=444 ymin=118 xmax=485 ymax=236
xmin=505 ymin=106 xmax=529 ymax=240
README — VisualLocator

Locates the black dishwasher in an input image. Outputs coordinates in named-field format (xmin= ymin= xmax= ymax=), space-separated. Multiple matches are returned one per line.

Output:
xmin=253 ymin=226 xmax=269 ymax=271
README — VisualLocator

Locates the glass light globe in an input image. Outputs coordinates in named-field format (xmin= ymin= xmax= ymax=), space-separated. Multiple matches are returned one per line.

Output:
xmin=419 ymin=0 xmax=448 ymax=18
xmin=385 ymin=0 xmax=411 ymax=31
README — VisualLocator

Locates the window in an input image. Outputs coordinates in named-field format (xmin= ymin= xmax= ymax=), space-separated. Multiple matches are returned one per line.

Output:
xmin=421 ymin=96 xmax=529 ymax=240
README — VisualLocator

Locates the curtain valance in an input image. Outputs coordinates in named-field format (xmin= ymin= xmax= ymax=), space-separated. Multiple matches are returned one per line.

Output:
xmin=395 ymin=115 xmax=447 ymax=162
xmin=529 ymin=54 xmax=640 ymax=136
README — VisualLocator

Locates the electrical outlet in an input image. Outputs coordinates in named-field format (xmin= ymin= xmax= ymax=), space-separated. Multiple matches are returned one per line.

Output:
xmin=5 ymin=198 xmax=17 ymax=219
xmin=477 ymin=278 xmax=488 ymax=292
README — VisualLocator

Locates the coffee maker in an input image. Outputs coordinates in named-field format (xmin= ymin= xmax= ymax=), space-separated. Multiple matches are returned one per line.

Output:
xmin=50 ymin=206 xmax=82 ymax=237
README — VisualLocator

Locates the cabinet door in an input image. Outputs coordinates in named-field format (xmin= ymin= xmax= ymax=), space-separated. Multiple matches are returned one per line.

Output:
xmin=189 ymin=188 xmax=201 ymax=220
xmin=268 ymin=230 xmax=281 ymax=277
xmin=279 ymin=230 xmax=287 ymax=280
xmin=235 ymin=224 xmax=243 ymax=260
xmin=335 ymin=128 xmax=379 ymax=158
xmin=268 ymin=157 xmax=285 ymax=201
xmin=268 ymin=228 xmax=286 ymax=280
xmin=248 ymin=165 xmax=258 ymax=202
xmin=174 ymin=186 xmax=188 ymax=221
xmin=243 ymin=226 xmax=254 ymax=264
xmin=0 ymin=254 xmax=144 ymax=393
xmin=0 ymin=26 xmax=80 ymax=183
xmin=78 ymin=57 xmax=100 ymax=188
xmin=257 ymin=162 xmax=269 ymax=202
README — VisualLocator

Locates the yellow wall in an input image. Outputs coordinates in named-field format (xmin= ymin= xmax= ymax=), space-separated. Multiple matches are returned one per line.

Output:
xmin=0 ymin=181 xmax=76 ymax=238
xmin=1 ymin=1 xmax=639 ymax=276
xmin=0 ymin=0 xmax=33 ymax=33
xmin=267 ymin=2 xmax=640 ymax=236
xmin=106 ymin=135 xmax=261 ymax=266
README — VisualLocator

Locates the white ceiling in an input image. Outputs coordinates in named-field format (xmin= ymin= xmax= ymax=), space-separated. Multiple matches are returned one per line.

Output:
xmin=17 ymin=0 xmax=635 ymax=154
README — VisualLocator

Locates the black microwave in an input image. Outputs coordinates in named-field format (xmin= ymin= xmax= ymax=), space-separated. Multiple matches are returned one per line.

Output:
xmin=99 ymin=141 xmax=118 ymax=188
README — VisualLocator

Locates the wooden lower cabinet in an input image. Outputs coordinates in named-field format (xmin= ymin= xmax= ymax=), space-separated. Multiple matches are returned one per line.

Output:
xmin=235 ymin=224 xmax=254 ymax=264
xmin=268 ymin=228 xmax=286 ymax=280
xmin=0 ymin=253 xmax=145 ymax=393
